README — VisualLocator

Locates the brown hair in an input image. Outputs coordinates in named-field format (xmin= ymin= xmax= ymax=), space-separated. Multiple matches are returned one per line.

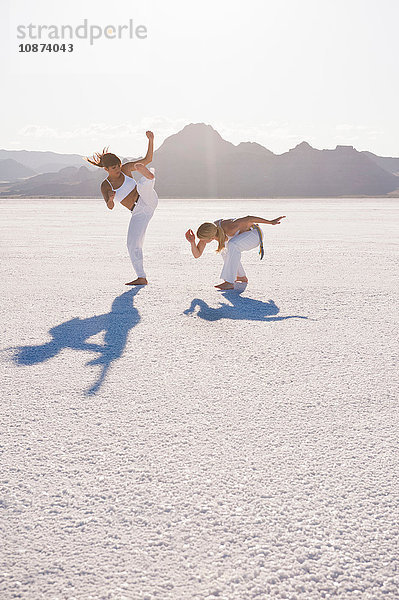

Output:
xmin=84 ymin=147 xmax=121 ymax=168
xmin=197 ymin=222 xmax=226 ymax=253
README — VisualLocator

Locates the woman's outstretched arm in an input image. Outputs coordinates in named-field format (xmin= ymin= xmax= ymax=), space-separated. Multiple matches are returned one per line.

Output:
xmin=185 ymin=229 xmax=207 ymax=258
xmin=248 ymin=215 xmax=286 ymax=225
xmin=122 ymin=131 xmax=154 ymax=175
xmin=226 ymin=215 xmax=286 ymax=235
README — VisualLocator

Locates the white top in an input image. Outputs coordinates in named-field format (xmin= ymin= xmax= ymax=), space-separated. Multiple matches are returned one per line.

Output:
xmin=106 ymin=173 xmax=137 ymax=203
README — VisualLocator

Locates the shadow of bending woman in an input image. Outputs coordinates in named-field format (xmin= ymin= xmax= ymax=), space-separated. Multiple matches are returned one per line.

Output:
xmin=13 ymin=288 xmax=142 ymax=395
xmin=184 ymin=291 xmax=308 ymax=322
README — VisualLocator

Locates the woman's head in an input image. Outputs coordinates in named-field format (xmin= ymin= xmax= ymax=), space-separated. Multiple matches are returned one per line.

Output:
xmin=85 ymin=147 xmax=122 ymax=175
xmin=197 ymin=222 xmax=226 ymax=252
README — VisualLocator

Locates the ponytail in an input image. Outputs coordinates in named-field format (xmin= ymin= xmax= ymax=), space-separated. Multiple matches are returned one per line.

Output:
xmin=215 ymin=225 xmax=226 ymax=253
xmin=84 ymin=147 xmax=121 ymax=168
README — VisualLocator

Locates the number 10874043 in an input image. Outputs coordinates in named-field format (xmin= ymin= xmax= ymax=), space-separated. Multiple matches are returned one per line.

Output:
xmin=18 ymin=43 xmax=74 ymax=53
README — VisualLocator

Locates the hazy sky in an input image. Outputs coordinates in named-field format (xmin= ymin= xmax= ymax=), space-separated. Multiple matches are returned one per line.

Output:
xmin=1 ymin=0 xmax=398 ymax=157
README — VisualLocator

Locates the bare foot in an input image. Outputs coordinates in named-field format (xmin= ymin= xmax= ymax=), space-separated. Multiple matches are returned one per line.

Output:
xmin=125 ymin=277 xmax=148 ymax=285
xmin=214 ymin=282 xmax=234 ymax=290
xmin=235 ymin=276 xmax=248 ymax=283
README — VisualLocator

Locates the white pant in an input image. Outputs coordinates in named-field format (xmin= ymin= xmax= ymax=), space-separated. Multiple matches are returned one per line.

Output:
xmin=127 ymin=170 xmax=158 ymax=278
xmin=220 ymin=228 xmax=261 ymax=283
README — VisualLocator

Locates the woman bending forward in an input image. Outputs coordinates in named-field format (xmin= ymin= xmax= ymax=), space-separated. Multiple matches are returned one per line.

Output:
xmin=185 ymin=215 xmax=285 ymax=290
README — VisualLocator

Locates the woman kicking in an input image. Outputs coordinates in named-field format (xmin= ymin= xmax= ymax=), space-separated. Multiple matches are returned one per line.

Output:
xmin=85 ymin=131 xmax=158 ymax=285
xmin=185 ymin=215 xmax=286 ymax=289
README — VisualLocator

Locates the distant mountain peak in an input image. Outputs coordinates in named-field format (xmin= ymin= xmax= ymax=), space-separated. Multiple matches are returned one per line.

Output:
xmin=156 ymin=122 xmax=235 ymax=155
xmin=292 ymin=141 xmax=314 ymax=151
xmin=0 ymin=158 xmax=37 ymax=181
xmin=179 ymin=122 xmax=225 ymax=141
xmin=182 ymin=122 xmax=219 ymax=132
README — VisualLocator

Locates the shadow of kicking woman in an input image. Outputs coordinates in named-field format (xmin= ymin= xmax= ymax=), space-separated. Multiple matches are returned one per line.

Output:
xmin=13 ymin=288 xmax=142 ymax=395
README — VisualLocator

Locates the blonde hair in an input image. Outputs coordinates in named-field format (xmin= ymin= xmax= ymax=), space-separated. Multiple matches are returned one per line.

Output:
xmin=197 ymin=222 xmax=226 ymax=253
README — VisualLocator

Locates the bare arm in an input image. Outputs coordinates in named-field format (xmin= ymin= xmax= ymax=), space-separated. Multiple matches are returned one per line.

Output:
xmin=225 ymin=215 xmax=286 ymax=236
xmin=185 ymin=229 xmax=207 ymax=258
xmin=122 ymin=131 xmax=154 ymax=175
xmin=248 ymin=215 xmax=286 ymax=225
xmin=101 ymin=180 xmax=115 ymax=210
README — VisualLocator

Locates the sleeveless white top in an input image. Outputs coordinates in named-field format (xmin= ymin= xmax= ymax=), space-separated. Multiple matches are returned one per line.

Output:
xmin=106 ymin=173 xmax=137 ymax=203
xmin=214 ymin=218 xmax=236 ymax=241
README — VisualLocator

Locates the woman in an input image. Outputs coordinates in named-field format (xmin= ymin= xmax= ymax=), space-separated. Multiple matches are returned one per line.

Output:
xmin=85 ymin=131 xmax=157 ymax=285
xmin=185 ymin=215 xmax=286 ymax=290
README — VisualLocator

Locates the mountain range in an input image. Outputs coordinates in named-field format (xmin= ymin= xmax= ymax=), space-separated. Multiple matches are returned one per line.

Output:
xmin=1 ymin=123 xmax=398 ymax=198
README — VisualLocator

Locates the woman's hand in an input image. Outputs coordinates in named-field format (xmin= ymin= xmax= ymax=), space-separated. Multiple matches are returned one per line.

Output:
xmin=107 ymin=191 xmax=115 ymax=209
xmin=270 ymin=215 xmax=286 ymax=225
xmin=146 ymin=130 xmax=154 ymax=140
xmin=185 ymin=230 xmax=205 ymax=258
xmin=185 ymin=229 xmax=195 ymax=243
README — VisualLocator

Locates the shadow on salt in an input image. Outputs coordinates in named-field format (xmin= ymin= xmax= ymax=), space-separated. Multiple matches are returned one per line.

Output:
xmin=184 ymin=290 xmax=308 ymax=322
xmin=12 ymin=288 xmax=142 ymax=396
